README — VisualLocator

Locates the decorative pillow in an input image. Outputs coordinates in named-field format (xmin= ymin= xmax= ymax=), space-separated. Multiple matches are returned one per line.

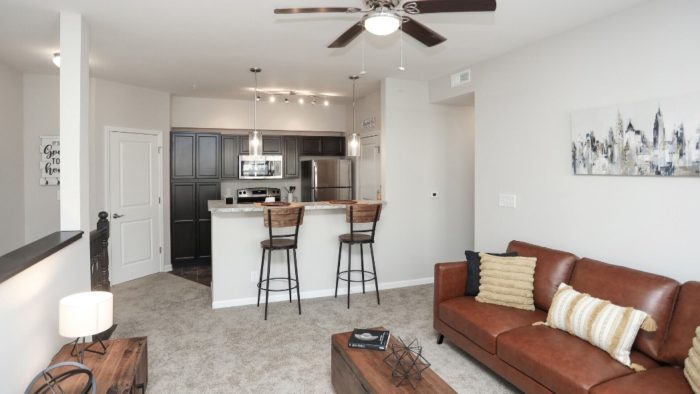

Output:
xmin=685 ymin=327 xmax=700 ymax=393
xmin=464 ymin=250 xmax=518 ymax=296
xmin=475 ymin=253 xmax=536 ymax=311
xmin=541 ymin=283 xmax=657 ymax=370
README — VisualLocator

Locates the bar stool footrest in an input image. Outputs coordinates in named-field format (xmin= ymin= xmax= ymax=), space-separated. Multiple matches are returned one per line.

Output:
xmin=257 ymin=277 xmax=299 ymax=292
xmin=338 ymin=270 xmax=376 ymax=283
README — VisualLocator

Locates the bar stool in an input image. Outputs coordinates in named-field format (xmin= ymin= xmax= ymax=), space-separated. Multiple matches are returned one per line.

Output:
xmin=257 ymin=205 xmax=305 ymax=320
xmin=335 ymin=203 xmax=382 ymax=309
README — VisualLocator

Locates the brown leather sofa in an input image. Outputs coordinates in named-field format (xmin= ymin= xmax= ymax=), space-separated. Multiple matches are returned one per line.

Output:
xmin=434 ymin=240 xmax=700 ymax=394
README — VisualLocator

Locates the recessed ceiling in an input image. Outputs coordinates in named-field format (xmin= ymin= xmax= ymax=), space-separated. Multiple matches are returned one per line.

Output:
xmin=0 ymin=0 xmax=648 ymax=99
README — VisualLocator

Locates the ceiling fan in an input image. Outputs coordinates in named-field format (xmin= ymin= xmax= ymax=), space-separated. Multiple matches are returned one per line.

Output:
xmin=274 ymin=0 xmax=497 ymax=48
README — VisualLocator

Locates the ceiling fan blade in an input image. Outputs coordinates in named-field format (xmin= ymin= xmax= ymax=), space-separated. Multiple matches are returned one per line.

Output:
xmin=328 ymin=22 xmax=364 ymax=48
xmin=401 ymin=16 xmax=446 ymax=47
xmin=402 ymin=0 xmax=496 ymax=14
xmin=274 ymin=7 xmax=362 ymax=14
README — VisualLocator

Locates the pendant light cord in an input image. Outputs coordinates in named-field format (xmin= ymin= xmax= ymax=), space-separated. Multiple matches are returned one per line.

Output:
xmin=253 ymin=70 xmax=258 ymax=131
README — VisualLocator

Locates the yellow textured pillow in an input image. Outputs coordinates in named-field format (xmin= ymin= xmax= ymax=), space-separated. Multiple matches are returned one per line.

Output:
xmin=475 ymin=253 xmax=536 ymax=311
xmin=685 ymin=327 xmax=700 ymax=393
xmin=542 ymin=283 xmax=657 ymax=371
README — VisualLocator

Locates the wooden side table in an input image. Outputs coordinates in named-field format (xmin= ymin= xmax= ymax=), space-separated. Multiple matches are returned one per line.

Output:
xmin=31 ymin=337 xmax=148 ymax=394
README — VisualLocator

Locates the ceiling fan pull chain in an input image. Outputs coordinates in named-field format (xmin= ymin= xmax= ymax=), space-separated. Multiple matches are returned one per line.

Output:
xmin=360 ymin=31 xmax=367 ymax=75
xmin=399 ymin=18 xmax=405 ymax=71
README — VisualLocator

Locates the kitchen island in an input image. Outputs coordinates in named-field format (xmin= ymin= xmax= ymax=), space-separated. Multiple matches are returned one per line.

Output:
xmin=208 ymin=200 xmax=385 ymax=309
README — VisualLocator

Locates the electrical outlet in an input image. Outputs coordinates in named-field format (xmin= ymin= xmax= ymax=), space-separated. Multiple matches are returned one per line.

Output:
xmin=498 ymin=193 xmax=517 ymax=208
xmin=430 ymin=191 xmax=439 ymax=199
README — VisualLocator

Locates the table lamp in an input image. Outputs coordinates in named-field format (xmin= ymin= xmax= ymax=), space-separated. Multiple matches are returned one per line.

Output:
xmin=59 ymin=291 xmax=113 ymax=363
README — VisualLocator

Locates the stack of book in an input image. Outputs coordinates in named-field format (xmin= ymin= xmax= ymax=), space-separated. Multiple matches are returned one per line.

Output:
xmin=348 ymin=328 xmax=391 ymax=351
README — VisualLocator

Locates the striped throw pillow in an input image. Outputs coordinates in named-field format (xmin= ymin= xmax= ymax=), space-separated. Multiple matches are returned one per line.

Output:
xmin=685 ymin=327 xmax=700 ymax=393
xmin=543 ymin=283 xmax=657 ymax=370
xmin=475 ymin=253 xmax=537 ymax=311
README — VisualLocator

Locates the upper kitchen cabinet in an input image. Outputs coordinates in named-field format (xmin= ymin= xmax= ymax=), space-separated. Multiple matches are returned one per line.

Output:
xmin=239 ymin=136 xmax=249 ymax=154
xmin=262 ymin=136 xmax=282 ymax=154
xmin=221 ymin=135 xmax=240 ymax=179
xmin=195 ymin=133 xmax=220 ymax=178
xmin=283 ymin=137 xmax=299 ymax=178
xmin=172 ymin=132 xmax=221 ymax=179
xmin=300 ymin=136 xmax=346 ymax=156
xmin=171 ymin=133 xmax=196 ymax=178
xmin=321 ymin=137 xmax=345 ymax=156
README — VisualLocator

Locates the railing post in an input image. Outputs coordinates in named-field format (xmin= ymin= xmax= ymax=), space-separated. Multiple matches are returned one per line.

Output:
xmin=90 ymin=211 xmax=111 ymax=291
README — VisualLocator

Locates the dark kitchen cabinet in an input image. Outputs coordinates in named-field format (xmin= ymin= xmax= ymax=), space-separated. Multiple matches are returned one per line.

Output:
xmin=300 ymin=136 xmax=346 ymax=156
xmin=322 ymin=137 xmax=345 ymax=156
xmin=221 ymin=135 xmax=240 ymax=179
xmin=283 ymin=137 xmax=299 ymax=178
xmin=171 ymin=133 xmax=195 ymax=179
xmin=239 ymin=136 xmax=249 ymax=154
xmin=195 ymin=133 xmax=220 ymax=178
xmin=262 ymin=136 xmax=282 ymax=154
xmin=170 ymin=131 xmax=221 ymax=264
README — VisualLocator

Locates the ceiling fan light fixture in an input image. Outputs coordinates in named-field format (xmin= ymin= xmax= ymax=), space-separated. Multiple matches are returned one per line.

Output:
xmin=364 ymin=11 xmax=401 ymax=36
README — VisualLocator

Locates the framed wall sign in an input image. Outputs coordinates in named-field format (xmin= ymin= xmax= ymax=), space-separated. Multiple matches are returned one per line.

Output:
xmin=40 ymin=136 xmax=60 ymax=185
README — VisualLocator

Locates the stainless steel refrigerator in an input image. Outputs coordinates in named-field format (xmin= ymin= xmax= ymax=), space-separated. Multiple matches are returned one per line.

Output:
xmin=300 ymin=159 xmax=353 ymax=201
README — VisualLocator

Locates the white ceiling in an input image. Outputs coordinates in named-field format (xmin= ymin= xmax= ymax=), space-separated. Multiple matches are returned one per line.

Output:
xmin=0 ymin=0 xmax=648 ymax=100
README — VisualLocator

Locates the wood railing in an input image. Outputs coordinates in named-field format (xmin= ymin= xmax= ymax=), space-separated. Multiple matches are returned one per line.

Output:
xmin=90 ymin=211 xmax=110 ymax=291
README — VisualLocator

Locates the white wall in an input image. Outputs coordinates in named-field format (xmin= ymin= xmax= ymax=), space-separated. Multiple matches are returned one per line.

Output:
xmin=439 ymin=0 xmax=700 ymax=282
xmin=0 ymin=237 xmax=89 ymax=393
xmin=23 ymin=74 xmax=61 ymax=244
xmin=171 ymin=96 xmax=348 ymax=132
xmin=0 ymin=62 xmax=25 ymax=255
xmin=379 ymin=78 xmax=474 ymax=281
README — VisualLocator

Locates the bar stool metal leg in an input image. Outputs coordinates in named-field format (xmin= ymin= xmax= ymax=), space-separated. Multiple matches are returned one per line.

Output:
xmin=347 ymin=243 xmax=352 ymax=309
xmin=264 ymin=248 xmax=272 ymax=320
xmin=360 ymin=244 xmax=366 ymax=294
xmin=370 ymin=243 xmax=380 ymax=305
xmin=293 ymin=249 xmax=301 ymax=315
xmin=286 ymin=250 xmax=292 ymax=303
xmin=335 ymin=242 xmax=342 ymax=298
xmin=257 ymin=249 xmax=265 ymax=307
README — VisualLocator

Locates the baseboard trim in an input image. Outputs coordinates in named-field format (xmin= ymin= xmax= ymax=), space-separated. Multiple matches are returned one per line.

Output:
xmin=163 ymin=264 xmax=172 ymax=272
xmin=211 ymin=276 xmax=433 ymax=309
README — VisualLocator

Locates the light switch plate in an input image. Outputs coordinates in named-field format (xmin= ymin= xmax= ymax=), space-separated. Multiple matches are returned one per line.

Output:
xmin=499 ymin=193 xmax=517 ymax=208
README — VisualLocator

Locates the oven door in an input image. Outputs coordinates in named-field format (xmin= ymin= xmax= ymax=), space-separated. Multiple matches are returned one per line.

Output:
xmin=239 ymin=155 xmax=283 ymax=179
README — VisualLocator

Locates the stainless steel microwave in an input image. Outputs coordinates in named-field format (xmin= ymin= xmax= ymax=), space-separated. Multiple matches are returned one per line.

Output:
xmin=239 ymin=155 xmax=283 ymax=179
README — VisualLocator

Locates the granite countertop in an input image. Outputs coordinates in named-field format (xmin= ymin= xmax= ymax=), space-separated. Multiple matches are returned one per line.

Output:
xmin=208 ymin=200 xmax=385 ymax=213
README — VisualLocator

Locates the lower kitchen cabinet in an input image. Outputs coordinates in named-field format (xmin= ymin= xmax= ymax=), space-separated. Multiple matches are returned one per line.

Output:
xmin=170 ymin=181 xmax=219 ymax=263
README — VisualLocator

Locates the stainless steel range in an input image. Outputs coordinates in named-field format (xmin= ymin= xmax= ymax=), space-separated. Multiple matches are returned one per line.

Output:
xmin=236 ymin=187 xmax=281 ymax=204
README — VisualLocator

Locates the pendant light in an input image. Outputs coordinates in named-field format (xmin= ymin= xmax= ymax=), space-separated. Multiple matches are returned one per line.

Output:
xmin=249 ymin=67 xmax=263 ymax=156
xmin=347 ymin=75 xmax=360 ymax=157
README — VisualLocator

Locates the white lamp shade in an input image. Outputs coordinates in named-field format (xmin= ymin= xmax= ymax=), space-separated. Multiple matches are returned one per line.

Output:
xmin=59 ymin=291 xmax=113 ymax=338
xmin=364 ymin=12 xmax=401 ymax=36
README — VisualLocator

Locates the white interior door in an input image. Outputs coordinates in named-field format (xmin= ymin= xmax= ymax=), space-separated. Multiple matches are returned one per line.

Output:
xmin=359 ymin=136 xmax=381 ymax=200
xmin=109 ymin=131 xmax=162 ymax=284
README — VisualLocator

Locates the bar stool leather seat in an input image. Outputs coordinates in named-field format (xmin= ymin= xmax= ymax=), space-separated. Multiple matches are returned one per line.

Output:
xmin=260 ymin=238 xmax=296 ymax=249
xmin=338 ymin=233 xmax=372 ymax=243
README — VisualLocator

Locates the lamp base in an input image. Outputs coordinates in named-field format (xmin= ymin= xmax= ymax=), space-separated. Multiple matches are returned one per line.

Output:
xmin=69 ymin=336 xmax=108 ymax=363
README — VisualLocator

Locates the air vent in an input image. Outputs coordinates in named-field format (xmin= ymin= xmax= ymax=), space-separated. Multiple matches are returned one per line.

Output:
xmin=450 ymin=69 xmax=471 ymax=87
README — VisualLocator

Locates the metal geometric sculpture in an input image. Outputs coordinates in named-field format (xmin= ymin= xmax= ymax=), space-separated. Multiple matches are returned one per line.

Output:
xmin=382 ymin=336 xmax=431 ymax=389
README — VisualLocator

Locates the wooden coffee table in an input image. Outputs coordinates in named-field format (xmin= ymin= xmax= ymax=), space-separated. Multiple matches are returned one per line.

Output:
xmin=331 ymin=329 xmax=456 ymax=393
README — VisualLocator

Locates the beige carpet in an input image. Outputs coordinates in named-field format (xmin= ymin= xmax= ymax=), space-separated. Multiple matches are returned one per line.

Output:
xmin=112 ymin=273 xmax=517 ymax=393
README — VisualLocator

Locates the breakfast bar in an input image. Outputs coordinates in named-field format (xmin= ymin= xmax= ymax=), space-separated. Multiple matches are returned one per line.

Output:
xmin=208 ymin=200 xmax=384 ymax=309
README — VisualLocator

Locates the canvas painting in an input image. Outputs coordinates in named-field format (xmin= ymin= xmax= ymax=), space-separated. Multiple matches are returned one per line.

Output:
xmin=571 ymin=94 xmax=700 ymax=176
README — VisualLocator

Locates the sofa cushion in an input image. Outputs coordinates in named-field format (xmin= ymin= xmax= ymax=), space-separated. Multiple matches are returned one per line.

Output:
xmin=464 ymin=250 xmax=518 ymax=296
xmin=590 ymin=367 xmax=692 ymax=394
xmin=545 ymin=283 xmax=656 ymax=368
xmin=476 ymin=253 xmax=537 ymax=311
xmin=506 ymin=240 xmax=577 ymax=311
xmin=661 ymin=282 xmax=700 ymax=366
xmin=438 ymin=296 xmax=546 ymax=354
xmin=497 ymin=325 xmax=659 ymax=394
xmin=570 ymin=258 xmax=679 ymax=360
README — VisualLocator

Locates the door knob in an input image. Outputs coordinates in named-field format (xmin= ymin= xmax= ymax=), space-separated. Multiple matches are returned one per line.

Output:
xmin=112 ymin=213 xmax=124 ymax=219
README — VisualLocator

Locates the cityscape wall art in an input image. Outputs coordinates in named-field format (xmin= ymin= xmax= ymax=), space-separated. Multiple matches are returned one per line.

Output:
xmin=571 ymin=93 xmax=700 ymax=177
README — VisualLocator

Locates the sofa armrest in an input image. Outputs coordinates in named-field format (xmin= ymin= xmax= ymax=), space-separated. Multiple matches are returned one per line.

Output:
xmin=434 ymin=262 xmax=468 ymax=321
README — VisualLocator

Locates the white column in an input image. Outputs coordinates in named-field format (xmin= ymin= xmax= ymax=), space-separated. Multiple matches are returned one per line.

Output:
xmin=59 ymin=12 xmax=90 ymax=231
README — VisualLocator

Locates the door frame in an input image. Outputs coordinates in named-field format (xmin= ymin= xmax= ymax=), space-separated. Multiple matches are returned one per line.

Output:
xmin=358 ymin=133 xmax=381 ymax=201
xmin=104 ymin=126 xmax=166 ymax=280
